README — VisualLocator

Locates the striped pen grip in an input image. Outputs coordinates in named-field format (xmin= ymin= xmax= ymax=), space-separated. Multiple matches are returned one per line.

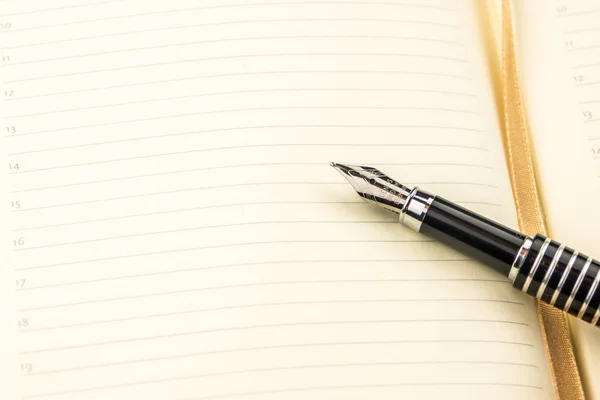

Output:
xmin=513 ymin=234 xmax=600 ymax=326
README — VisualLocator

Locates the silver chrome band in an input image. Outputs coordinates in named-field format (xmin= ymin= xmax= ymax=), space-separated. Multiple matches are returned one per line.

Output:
xmin=521 ymin=238 xmax=551 ymax=294
xmin=536 ymin=244 xmax=565 ymax=299
xmin=565 ymin=257 xmax=592 ymax=313
xmin=550 ymin=251 xmax=579 ymax=306
xmin=508 ymin=236 xmax=533 ymax=282
xmin=579 ymin=267 xmax=600 ymax=319
xmin=399 ymin=187 xmax=435 ymax=232
xmin=592 ymin=308 xmax=600 ymax=326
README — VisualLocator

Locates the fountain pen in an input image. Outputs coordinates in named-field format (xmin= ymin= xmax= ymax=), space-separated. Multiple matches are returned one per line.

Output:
xmin=331 ymin=163 xmax=600 ymax=327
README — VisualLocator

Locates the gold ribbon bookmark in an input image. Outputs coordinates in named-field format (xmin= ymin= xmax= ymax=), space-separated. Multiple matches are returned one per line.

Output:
xmin=501 ymin=0 xmax=585 ymax=399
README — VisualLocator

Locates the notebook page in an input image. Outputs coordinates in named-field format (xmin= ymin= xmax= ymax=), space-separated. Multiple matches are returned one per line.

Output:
xmin=554 ymin=3 xmax=600 ymax=397
xmin=513 ymin=1 xmax=600 ymax=398
xmin=559 ymin=1 xmax=600 ymax=173
xmin=0 ymin=0 xmax=554 ymax=399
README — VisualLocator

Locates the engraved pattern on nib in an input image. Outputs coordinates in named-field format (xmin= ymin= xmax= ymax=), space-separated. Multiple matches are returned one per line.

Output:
xmin=330 ymin=162 xmax=412 ymax=214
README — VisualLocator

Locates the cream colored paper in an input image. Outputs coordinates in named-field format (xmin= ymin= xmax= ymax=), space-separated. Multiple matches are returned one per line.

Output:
xmin=0 ymin=1 xmax=555 ymax=399
xmin=512 ymin=1 xmax=600 ymax=398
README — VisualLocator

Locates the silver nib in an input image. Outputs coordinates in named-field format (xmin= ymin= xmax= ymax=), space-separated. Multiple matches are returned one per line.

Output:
xmin=330 ymin=162 xmax=413 ymax=214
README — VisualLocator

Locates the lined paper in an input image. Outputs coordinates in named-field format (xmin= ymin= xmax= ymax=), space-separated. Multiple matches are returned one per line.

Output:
xmin=558 ymin=0 xmax=600 ymax=177
xmin=0 ymin=1 xmax=553 ymax=399
xmin=512 ymin=2 xmax=600 ymax=397
xmin=521 ymin=1 xmax=600 ymax=397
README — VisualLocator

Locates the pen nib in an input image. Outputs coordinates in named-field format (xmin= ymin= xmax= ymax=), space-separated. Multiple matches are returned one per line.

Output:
xmin=330 ymin=162 xmax=412 ymax=214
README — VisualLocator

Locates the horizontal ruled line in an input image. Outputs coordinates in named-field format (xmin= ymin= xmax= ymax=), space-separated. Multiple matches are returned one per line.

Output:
xmin=564 ymin=27 xmax=600 ymax=34
xmin=580 ymin=99 xmax=600 ymax=104
xmin=12 ymin=201 xmax=364 ymax=230
xmin=12 ymin=180 xmax=496 ymax=213
xmin=20 ymin=317 xmax=525 ymax=354
xmin=7 ymin=106 xmax=479 ymax=137
xmin=10 ymin=144 xmax=488 ymax=173
xmin=0 ymin=0 xmax=122 ymax=17
xmin=22 ymin=297 xmax=518 ymax=331
xmin=16 ymin=239 xmax=443 ymax=271
xmin=180 ymin=382 xmax=542 ymax=400
xmin=558 ymin=9 xmax=600 ymax=18
xmin=10 ymin=162 xmax=492 ymax=193
xmin=25 ymin=348 xmax=533 ymax=376
xmin=4 ymin=36 xmax=463 ymax=67
xmin=13 ymin=145 xmax=487 ymax=175
xmin=17 ymin=279 xmax=508 ymax=313
xmin=4 ymin=18 xmax=459 ymax=49
xmin=7 ymin=2 xmax=456 ymax=33
xmin=17 ymin=260 xmax=474 ymax=292
xmin=576 ymin=81 xmax=600 ymax=87
xmin=17 ymin=279 xmax=510 ymax=313
xmin=572 ymin=62 xmax=600 ymax=69
xmin=3 ymin=71 xmax=471 ymax=102
xmin=7 ymin=97 xmax=478 ymax=119
xmin=12 ymin=200 xmax=501 ymax=231
xmin=569 ymin=44 xmax=600 ymax=52
xmin=23 ymin=361 xmax=537 ymax=398
xmin=16 ymin=221 xmax=400 ymax=251
xmin=12 ymin=183 xmax=342 ymax=212
xmin=5 ymin=52 xmax=468 ymax=83
xmin=8 ymin=125 xmax=484 ymax=154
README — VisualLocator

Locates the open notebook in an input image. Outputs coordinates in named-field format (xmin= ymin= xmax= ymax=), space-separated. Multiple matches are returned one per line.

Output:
xmin=0 ymin=0 xmax=596 ymax=399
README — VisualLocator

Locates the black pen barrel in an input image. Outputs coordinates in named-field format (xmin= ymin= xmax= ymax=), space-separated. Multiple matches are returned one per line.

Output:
xmin=412 ymin=191 xmax=600 ymax=326
xmin=419 ymin=196 xmax=527 ymax=276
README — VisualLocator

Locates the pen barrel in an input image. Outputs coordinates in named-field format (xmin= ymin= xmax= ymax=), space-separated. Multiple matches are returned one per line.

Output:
xmin=513 ymin=234 xmax=600 ymax=326
xmin=418 ymin=194 xmax=527 ymax=277
xmin=416 ymin=194 xmax=600 ymax=326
